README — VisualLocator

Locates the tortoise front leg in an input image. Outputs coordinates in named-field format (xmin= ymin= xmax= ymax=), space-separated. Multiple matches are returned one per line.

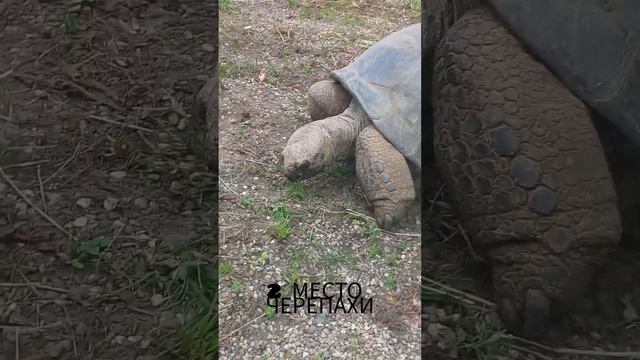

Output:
xmin=355 ymin=126 xmax=415 ymax=229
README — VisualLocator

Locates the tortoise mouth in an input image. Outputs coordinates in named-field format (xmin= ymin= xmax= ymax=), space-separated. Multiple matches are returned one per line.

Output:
xmin=284 ymin=159 xmax=311 ymax=180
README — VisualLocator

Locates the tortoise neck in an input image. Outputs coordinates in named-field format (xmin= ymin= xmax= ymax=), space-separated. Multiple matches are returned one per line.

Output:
xmin=343 ymin=100 xmax=369 ymax=126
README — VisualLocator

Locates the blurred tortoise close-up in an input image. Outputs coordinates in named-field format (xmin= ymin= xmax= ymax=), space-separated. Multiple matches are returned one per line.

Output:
xmin=425 ymin=0 xmax=640 ymax=339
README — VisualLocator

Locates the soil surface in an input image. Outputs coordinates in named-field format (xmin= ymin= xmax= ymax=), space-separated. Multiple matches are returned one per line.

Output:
xmin=217 ymin=0 xmax=421 ymax=358
xmin=0 ymin=0 xmax=217 ymax=359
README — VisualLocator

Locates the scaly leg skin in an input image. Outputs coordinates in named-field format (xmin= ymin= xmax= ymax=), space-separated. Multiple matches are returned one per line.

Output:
xmin=356 ymin=126 xmax=415 ymax=229
xmin=432 ymin=6 xmax=622 ymax=338
xmin=282 ymin=102 xmax=367 ymax=180
xmin=308 ymin=80 xmax=351 ymax=121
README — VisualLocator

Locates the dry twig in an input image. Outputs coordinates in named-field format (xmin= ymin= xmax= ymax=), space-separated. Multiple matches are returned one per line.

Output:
xmin=0 ymin=165 xmax=71 ymax=238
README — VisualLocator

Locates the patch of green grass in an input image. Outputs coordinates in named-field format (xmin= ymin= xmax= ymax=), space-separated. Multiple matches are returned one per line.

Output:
xmin=235 ymin=118 xmax=252 ymax=138
xmin=348 ymin=339 xmax=361 ymax=355
xmin=63 ymin=14 xmax=78 ymax=34
xmin=68 ymin=236 xmax=111 ymax=269
xmin=385 ymin=255 xmax=399 ymax=267
xmin=268 ymin=202 xmax=293 ymax=240
xmin=302 ymin=63 xmax=313 ymax=75
xmin=239 ymin=196 xmax=255 ymax=209
xmin=344 ymin=193 xmax=354 ymax=205
xmin=219 ymin=259 xmax=234 ymax=278
xmin=276 ymin=158 xmax=285 ymax=174
xmin=344 ymin=210 xmax=369 ymax=223
xmin=363 ymin=222 xmax=380 ymax=241
xmin=266 ymin=60 xmax=281 ymax=79
xmin=250 ymin=251 xmax=269 ymax=267
xmin=169 ymin=258 xmax=217 ymax=303
xmin=305 ymin=229 xmax=316 ymax=242
xmin=282 ymin=48 xmax=293 ymax=62
xmin=164 ymin=250 xmax=218 ymax=360
xmin=80 ymin=0 xmax=95 ymax=8
xmin=220 ymin=0 xmax=241 ymax=11
xmin=271 ymin=218 xmax=292 ymax=239
xmin=174 ymin=304 xmax=218 ymax=360
xmin=366 ymin=240 xmax=384 ymax=259
xmin=341 ymin=14 xmax=365 ymax=27
xmin=283 ymin=266 xmax=308 ymax=296
xmin=290 ymin=248 xmax=309 ymax=268
xmin=285 ymin=180 xmax=306 ymax=201
xmin=328 ymin=270 xmax=341 ymax=283
xmin=325 ymin=252 xmax=356 ymax=267
xmin=409 ymin=0 xmax=421 ymax=12
xmin=443 ymin=313 xmax=509 ymax=359
xmin=330 ymin=162 xmax=351 ymax=177
xmin=232 ymin=281 xmax=243 ymax=294
xmin=384 ymin=272 xmax=396 ymax=289
xmin=422 ymin=280 xmax=511 ymax=359
xmin=265 ymin=306 xmax=276 ymax=320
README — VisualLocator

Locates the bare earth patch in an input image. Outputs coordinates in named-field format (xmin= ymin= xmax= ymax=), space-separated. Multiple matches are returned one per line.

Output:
xmin=1 ymin=0 xmax=217 ymax=359
xmin=218 ymin=0 xmax=421 ymax=358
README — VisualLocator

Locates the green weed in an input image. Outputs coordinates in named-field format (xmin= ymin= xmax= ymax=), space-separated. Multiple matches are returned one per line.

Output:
xmin=265 ymin=306 xmax=276 ymax=319
xmin=219 ymin=259 xmax=234 ymax=278
xmin=366 ymin=240 xmax=384 ymax=259
xmin=239 ymin=196 xmax=255 ymax=209
xmin=68 ymin=236 xmax=111 ymax=269
xmin=285 ymin=181 xmax=306 ymax=201
xmin=268 ymin=202 xmax=292 ymax=240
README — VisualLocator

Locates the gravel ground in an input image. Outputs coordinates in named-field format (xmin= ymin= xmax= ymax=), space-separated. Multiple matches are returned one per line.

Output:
xmin=217 ymin=0 xmax=421 ymax=358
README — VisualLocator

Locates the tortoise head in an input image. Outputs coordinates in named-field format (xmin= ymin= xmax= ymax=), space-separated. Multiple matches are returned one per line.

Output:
xmin=281 ymin=124 xmax=332 ymax=180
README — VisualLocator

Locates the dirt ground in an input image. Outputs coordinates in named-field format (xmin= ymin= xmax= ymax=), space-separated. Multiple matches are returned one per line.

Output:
xmin=0 ymin=0 xmax=217 ymax=359
xmin=217 ymin=0 xmax=421 ymax=358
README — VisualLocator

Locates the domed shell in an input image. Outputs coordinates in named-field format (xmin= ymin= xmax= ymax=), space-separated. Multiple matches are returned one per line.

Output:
xmin=330 ymin=23 xmax=422 ymax=169
xmin=490 ymin=0 xmax=640 ymax=147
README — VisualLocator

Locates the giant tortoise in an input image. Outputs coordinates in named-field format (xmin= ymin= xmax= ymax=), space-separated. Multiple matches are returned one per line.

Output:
xmin=424 ymin=0 xmax=640 ymax=338
xmin=281 ymin=23 xmax=422 ymax=229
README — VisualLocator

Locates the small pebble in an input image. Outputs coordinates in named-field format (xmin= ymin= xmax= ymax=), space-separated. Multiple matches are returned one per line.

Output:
xmin=110 ymin=171 xmax=127 ymax=179
xmin=73 ymin=216 xmax=88 ymax=227
xmin=177 ymin=118 xmax=187 ymax=130
xmin=150 ymin=293 xmax=163 ymax=307
xmin=134 ymin=197 xmax=148 ymax=209
xmin=76 ymin=197 xmax=92 ymax=209
xmin=103 ymin=197 xmax=118 ymax=211
xmin=170 ymin=181 xmax=184 ymax=192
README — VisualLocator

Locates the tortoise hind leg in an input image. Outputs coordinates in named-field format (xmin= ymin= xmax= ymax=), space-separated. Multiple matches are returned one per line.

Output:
xmin=432 ymin=5 xmax=622 ymax=338
xmin=355 ymin=126 xmax=415 ymax=229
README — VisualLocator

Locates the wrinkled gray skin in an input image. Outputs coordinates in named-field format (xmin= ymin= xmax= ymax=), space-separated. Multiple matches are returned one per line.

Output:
xmin=426 ymin=0 xmax=639 ymax=339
